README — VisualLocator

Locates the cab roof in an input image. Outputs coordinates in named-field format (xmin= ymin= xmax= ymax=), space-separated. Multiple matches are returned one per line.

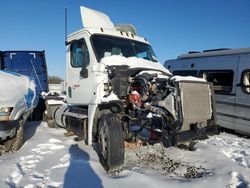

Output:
xmin=67 ymin=6 xmax=149 ymax=45
xmin=67 ymin=28 xmax=149 ymax=45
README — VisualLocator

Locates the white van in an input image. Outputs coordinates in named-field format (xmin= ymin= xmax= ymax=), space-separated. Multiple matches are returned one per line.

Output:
xmin=165 ymin=48 xmax=250 ymax=135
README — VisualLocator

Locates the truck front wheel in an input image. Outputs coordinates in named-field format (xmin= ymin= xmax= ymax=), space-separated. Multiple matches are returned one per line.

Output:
xmin=97 ymin=113 xmax=124 ymax=173
xmin=3 ymin=120 xmax=24 ymax=153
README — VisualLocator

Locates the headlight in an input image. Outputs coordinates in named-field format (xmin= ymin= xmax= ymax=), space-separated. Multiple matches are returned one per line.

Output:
xmin=0 ymin=107 xmax=12 ymax=121
xmin=0 ymin=107 xmax=12 ymax=113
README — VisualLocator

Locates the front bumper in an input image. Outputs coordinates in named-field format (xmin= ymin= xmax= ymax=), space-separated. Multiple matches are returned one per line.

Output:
xmin=0 ymin=112 xmax=10 ymax=121
xmin=0 ymin=119 xmax=19 ymax=131
xmin=175 ymin=124 xmax=219 ymax=143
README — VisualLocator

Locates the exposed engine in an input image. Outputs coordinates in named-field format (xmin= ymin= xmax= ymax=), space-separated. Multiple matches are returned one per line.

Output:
xmin=128 ymin=73 xmax=179 ymax=145
xmin=106 ymin=65 xmax=214 ymax=146
xmin=106 ymin=66 xmax=181 ymax=146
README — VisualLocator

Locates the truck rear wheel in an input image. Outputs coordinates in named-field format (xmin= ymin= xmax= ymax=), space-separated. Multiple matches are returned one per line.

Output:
xmin=30 ymin=98 xmax=46 ymax=121
xmin=2 ymin=120 xmax=24 ymax=154
xmin=97 ymin=113 xmax=124 ymax=173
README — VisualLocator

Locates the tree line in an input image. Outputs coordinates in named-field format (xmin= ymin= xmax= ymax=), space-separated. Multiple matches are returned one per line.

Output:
xmin=48 ymin=75 xmax=63 ymax=84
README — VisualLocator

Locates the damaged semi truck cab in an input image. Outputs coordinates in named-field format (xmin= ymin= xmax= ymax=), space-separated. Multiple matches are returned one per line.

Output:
xmin=50 ymin=7 xmax=217 ymax=172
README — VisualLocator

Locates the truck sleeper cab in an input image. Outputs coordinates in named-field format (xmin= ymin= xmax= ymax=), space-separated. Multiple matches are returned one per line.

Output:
xmin=165 ymin=48 xmax=250 ymax=135
xmin=48 ymin=6 xmax=217 ymax=173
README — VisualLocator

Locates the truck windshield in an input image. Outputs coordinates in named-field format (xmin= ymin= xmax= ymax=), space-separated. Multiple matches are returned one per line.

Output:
xmin=91 ymin=35 xmax=158 ymax=62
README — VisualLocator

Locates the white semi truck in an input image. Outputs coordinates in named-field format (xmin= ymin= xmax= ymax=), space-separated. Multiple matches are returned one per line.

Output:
xmin=46 ymin=6 xmax=217 ymax=173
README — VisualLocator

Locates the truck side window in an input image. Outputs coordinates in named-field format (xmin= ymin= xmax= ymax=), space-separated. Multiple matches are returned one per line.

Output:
xmin=242 ymin=70 xmax=250 ymax=94
xmin=199 ymin=70 xmax=234 ymax=94
xmin=173 ymin=70 xmax=198 ymax=77
xmin=70 ymin=39 xmax=89 ymax=68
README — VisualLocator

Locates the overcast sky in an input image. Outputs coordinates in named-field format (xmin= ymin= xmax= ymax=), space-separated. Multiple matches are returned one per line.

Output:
xmin=0 ymin=0 xmax=250 ymax=78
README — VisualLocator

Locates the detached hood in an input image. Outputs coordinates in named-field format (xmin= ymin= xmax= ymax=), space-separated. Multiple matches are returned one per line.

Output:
xmin=101 ymin=55 xmax=171 ymax=76
xmin=0 ymin=71 xmax=38 ymax=109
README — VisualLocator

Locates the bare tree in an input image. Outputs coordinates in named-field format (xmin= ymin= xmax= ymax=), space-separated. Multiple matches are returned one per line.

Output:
xmin=48 ymin=76 xmax=63 ymax=84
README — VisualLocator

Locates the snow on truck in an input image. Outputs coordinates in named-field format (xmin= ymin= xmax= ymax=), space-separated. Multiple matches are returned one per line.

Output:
xmin=0 ymin=51 xmax=48 ymax=120
xmin=46 ymin=6 xmax=217 ymax=172
xmin=0 ymin=70 xmax=38 ymax=154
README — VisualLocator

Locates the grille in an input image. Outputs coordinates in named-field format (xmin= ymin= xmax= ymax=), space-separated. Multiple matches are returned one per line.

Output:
xmin=179 ymin=82 xmax=212 ymax=124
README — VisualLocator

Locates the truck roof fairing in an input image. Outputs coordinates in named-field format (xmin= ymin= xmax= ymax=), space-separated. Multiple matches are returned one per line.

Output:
xmin=67 ymin=6 xmax=142 ymax=44
xmin=80 ymin=6 xmax=137 ymax=35
xmin=80 ymin=6 xmax=115 ymax=31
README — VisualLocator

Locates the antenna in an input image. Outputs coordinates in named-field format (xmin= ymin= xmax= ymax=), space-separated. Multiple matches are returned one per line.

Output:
xmin=65 ymin=7 xmax=68 ymax=45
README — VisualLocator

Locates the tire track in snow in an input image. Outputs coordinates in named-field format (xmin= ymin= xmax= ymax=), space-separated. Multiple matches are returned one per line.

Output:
xmin=50 ymin=154 xmax=71 ymax=170
xmin=201 ymin=133 xmax=250 ymax=169
xmin=5 ymin=138 xmax=65 ymax=187
xmin=228 ymin=171 xmax=249 ymax=188
xmin=201 ymin=133 xmax=250 ymax=187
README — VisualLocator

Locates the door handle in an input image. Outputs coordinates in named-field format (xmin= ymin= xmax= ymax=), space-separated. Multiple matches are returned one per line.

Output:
xmin=68 ymin=87 xmax=72 ymax=98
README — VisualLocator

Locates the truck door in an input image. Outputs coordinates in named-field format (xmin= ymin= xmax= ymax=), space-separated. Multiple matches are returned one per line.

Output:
xmin=235 ymin=54 xmax=250 ymax=133
xmin=66 ymin=37 xmax=94 ymax=105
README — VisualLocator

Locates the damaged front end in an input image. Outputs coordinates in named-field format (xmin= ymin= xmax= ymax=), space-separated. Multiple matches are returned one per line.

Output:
xmin=104 ymin=65 xmax=217 ymax=147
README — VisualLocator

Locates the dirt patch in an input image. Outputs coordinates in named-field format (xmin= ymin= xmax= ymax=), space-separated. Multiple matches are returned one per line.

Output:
xmin=0 ymin=145 xmax=10 ymax=156
xmin=125 ymin=144 xmax=209 ymax=178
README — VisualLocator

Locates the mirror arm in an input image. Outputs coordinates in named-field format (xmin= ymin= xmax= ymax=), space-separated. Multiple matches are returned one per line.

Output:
xmin=80 ymin=47 xmax=89 ymax=78
xmin=80 ymin=65 xmax=88 ymax=78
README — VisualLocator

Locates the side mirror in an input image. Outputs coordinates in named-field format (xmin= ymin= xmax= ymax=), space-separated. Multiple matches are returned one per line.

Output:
xmin=79 ymin=44 xmax=89 ymax=78
xmin=80 ymin=63 xmax=88 ymax=78
xmin=151 ymin=55 xmax=158 ymax=62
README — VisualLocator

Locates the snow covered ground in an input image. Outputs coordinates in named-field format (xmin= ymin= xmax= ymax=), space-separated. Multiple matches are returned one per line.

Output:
xmin=0 ymin=121 xmax=249 ymax=188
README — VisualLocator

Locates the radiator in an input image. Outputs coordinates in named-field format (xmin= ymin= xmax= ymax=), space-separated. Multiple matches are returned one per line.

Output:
xmin=179 ymin=82 xmax=212 ymax=124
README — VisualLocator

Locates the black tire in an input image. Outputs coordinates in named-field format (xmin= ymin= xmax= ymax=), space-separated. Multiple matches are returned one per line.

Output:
xmin=97 ymin=113 xmax=124 ymax=173
xmin=162 ymin=129 xmax=176 ymax=148
xmin=4 ymin=120 xmax=24 ymax=153
xmin=47 ymin=119 xmax=58 ymax=128
xmin=30 ymin=98 xmax=46 ymax=121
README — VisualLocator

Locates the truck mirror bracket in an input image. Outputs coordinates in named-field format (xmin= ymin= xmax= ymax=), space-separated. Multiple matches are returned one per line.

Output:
xmin=80 ymin=68 xmax=88 ymax=78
